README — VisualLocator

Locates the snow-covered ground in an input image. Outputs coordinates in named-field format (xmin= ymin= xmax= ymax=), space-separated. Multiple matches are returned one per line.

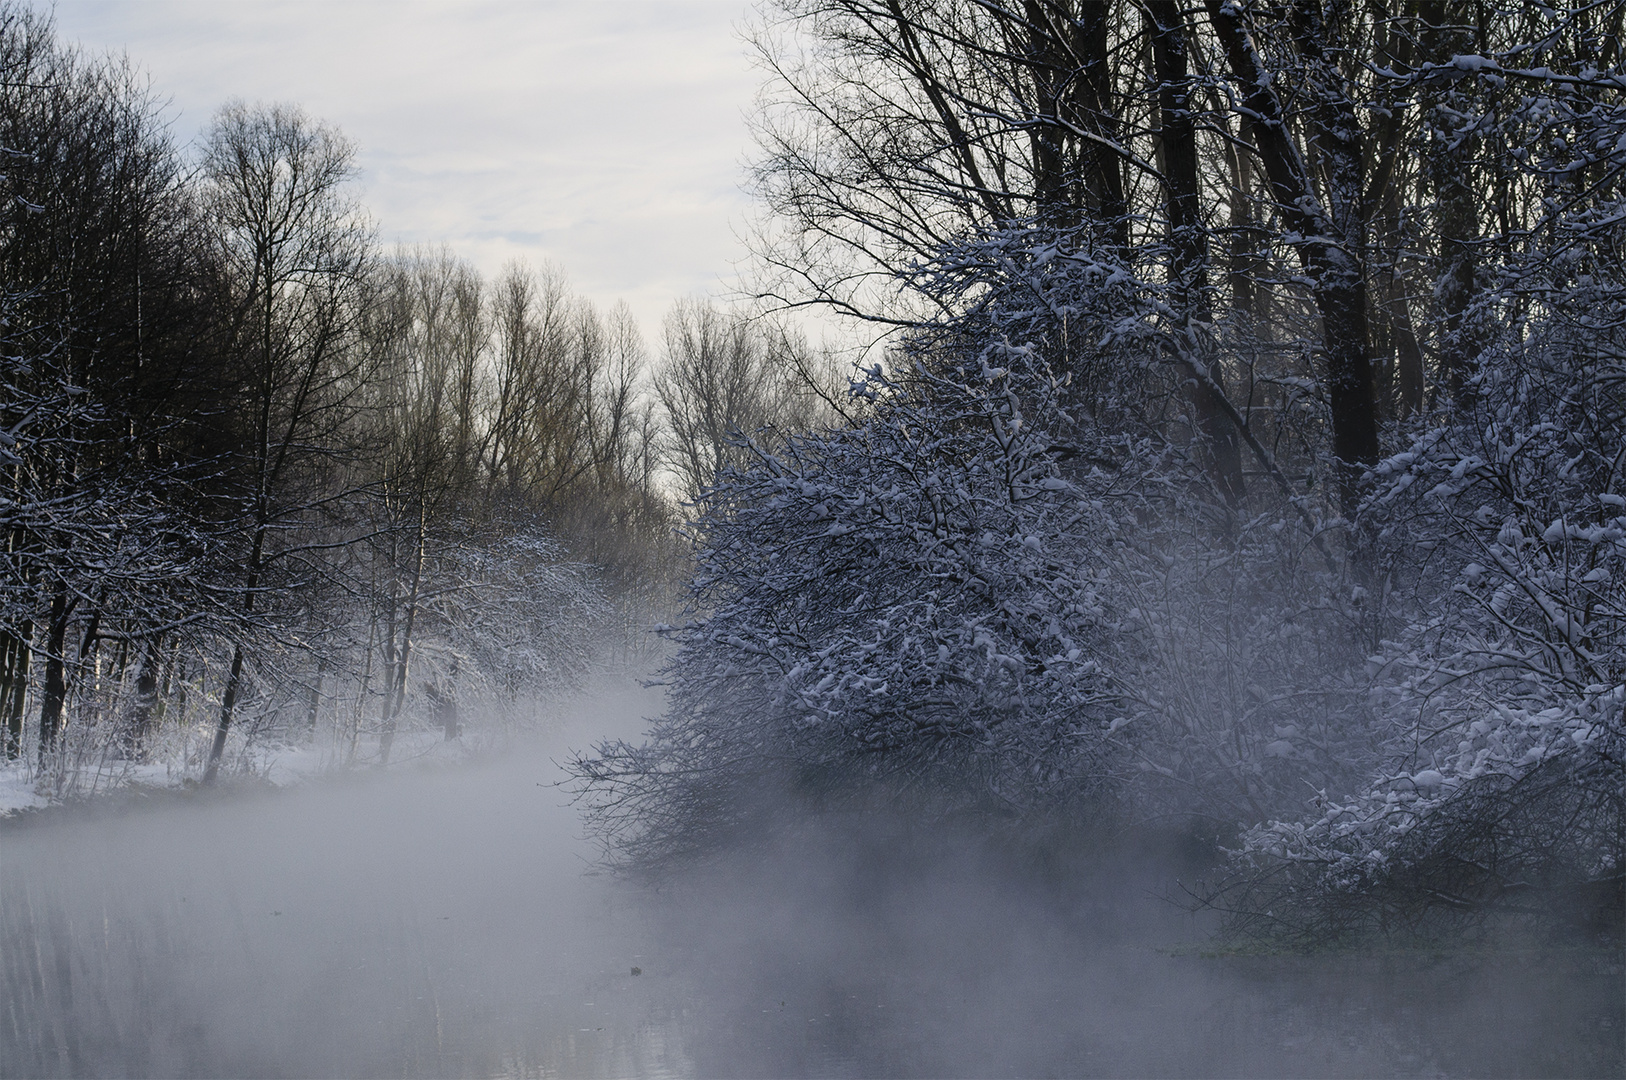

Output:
xmin=0 ymin=674 xmax=661 ymax=818
xmin=0 ymin=734 xmax=419 ymax=816
xmin=0 ymin=760 xmax=48 ymax=815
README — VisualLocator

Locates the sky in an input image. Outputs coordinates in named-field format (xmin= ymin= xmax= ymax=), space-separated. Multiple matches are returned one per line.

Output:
xmin=49 ymin=0 xmax=763 ymax=351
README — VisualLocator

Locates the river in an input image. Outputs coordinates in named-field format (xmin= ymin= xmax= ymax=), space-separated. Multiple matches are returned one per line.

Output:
xmin=2 ymin=684 xmax=1619 ymax=1078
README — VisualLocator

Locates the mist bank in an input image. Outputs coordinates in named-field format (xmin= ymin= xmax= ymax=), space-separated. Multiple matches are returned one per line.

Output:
xmin=3 ymin=686 xmax=1618 ymax=1079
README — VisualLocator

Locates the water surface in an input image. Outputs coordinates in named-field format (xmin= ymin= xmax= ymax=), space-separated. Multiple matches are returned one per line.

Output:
xmin=2 ymin=689 xmax=1618 ymax=1078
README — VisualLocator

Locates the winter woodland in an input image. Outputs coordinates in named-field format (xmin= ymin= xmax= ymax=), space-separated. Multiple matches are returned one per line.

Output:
xmin=5 ymin=0 xmax=1624 ymax=945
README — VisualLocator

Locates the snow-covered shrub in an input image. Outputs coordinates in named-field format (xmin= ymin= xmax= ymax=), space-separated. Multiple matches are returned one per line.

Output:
xmin=569 ymin=339 xmax=1143 ymax=868
xmin=570 ymin=225 xmax=1377 ymax=871
xmin=440 ymin=534 xmax=606 ymax=703
xmin=908 ymin=223 xmax=1379 ymax=833
xmin=899 ymin=223 xmax=1164 ymax=417
xmin=1227 ymin=268 xmax=1626 ymax=943
xmin=1107 ymin=511 xmax=1377 ymax=833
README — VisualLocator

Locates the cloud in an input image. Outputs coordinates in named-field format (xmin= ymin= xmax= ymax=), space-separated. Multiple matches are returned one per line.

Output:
xmin=51 ymin=0 xmax=760 ymax=346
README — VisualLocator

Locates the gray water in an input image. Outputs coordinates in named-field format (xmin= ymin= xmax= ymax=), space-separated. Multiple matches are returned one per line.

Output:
xmin=2 ymin=686 xmax=1620 ymax=1078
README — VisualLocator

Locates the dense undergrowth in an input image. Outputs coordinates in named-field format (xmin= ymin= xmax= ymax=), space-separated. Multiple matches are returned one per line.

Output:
xmin=570 ymin=235 xmax=1626 ymax=952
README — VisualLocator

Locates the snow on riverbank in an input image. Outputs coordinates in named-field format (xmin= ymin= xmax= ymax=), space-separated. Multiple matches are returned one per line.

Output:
xmin=0 ymin=674 xmax=664 ymax=820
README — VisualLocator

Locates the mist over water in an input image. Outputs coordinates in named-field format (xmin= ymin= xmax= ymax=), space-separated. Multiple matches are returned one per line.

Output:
xmin=2 ymin=682 xmax=1619 ymax=1079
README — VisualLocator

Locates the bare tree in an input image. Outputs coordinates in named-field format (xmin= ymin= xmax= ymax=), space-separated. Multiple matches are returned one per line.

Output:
xmin=198 ymin=101 xmax=375 ymax=784
xmin=654 ymin=299 xmax=817 ymax=503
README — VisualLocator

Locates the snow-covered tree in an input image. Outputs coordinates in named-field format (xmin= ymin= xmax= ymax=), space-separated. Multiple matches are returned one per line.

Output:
xmin=1226 ymin=278 xmax=1626 ymax=941
xmin=1 ymin=2 xmax=222 ymax=778
xmin=1221 ymin=32 xmax=1626 ymax=941
xmin=571 ymin=333 xmax=1139 ymax=867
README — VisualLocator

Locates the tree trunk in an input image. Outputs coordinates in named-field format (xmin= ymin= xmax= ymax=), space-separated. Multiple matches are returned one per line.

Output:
xmin=1364 ymin=14 xmax=1427 ymax=418
xmin=1225 ymin=115 xmax=1267 ymax=323
xmin=1419 ymin=0 xmax=1483 ymax=405
xmin=127 ymin=634 xmax=162 ymax=760
xmin=1149 ymin=0 xmax=1245 ymax=505
xmin=1 ymin=632 xmax=19 ymax=759
xmin=37 ymin=587 xmax=71 ymax=769
xmin=204 ymin=524 xmax=265 ymax=785
xmin=1383 ymin=249 xmax=1427 ymax=417
xmin=1023 ymin=1 xmax=1069 ymax=220
xmin=166 ymin=644 xmax=186 ymax=730
xmin=305 ymin=658 xmax=326 ymax=740
xmin=1069 ymin=0 xmax=1128 ymax=249
xmin=2 ymin=623 xmax=29 ymax=760
xmin=378 ymin=510 xmax=427 ymax=764
xmin=204 ymin=643 xmax=246 ymax=785
xmin=1205 ymin=0 xmax=1380 ymax=514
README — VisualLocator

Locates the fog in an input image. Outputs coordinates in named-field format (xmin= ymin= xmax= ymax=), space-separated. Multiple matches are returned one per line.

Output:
xmin=2 ymin=682 xmax=1618 ymax=1079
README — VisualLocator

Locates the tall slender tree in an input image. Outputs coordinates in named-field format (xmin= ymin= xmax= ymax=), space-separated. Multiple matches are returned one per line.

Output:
xmin=198 ymin=101 xmax=374 ymax=784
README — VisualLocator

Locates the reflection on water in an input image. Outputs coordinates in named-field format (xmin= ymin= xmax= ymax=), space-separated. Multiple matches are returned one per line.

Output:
xmin=1 ymin=697 xmax=1620 ymax=1078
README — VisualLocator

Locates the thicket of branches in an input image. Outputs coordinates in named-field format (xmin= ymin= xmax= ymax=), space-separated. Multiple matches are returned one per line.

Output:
xmin=570 ymin=0 xmax=1626 ymax=944
xmin=0 ymin=5 xmax=827 ymax=794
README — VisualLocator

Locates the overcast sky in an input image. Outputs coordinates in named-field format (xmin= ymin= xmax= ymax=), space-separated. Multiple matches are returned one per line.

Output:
xmin=50 ymin=0 xmax=762 ymax=350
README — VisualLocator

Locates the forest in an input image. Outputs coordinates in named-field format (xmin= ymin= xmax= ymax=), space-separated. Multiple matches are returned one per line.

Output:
xmin=0 ymin=2 xmax=834 ymax=795
xmin=4 ymin=0 xmax=1624 ymax=951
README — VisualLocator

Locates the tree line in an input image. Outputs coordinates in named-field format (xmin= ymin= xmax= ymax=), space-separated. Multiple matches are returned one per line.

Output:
xmin=572 ymin=0 xmax=1625 ymax=944
xmin=0 ymin=3 xmax=829 ymax=793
